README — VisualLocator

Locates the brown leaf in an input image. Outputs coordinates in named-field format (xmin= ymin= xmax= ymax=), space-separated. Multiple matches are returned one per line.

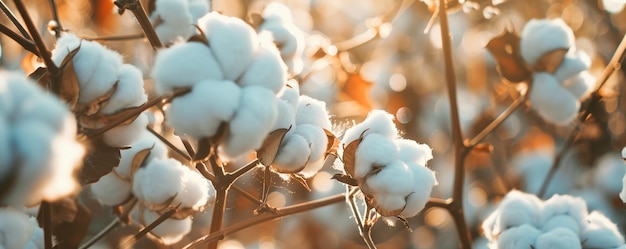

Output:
xmin=257 ymin=127 xmax=291 ymax=166
xmin=78 ymin=138 xmax=121 ymax=185
xmin=331 ymin=173 xmax=358 ymax=186
xmin=290 ymin=173 xmax=311 ymax=191
xmin=534 ymin=49 xmax=567 ymax=73
xmin=342 ymin=129 xmax=368 ymax=177
xmin=58 ymin=47 xmax=82 ymax=109
xmin=48 ymin=198 xmax=92 ymax=249
xmin=77 ymin=81 xmax=118 ymax=116
xmin=79 ymin=104 xmax=145 ymax=131
xmin=28 ymin=67 xmax=50 ymax=89
xmin=323 ymin=128 xmax=339 ymax=156
xmin=486 ymin=29 xmax=532 ymax=83
xmin=129 ymin=146 xmax=153 ymax=181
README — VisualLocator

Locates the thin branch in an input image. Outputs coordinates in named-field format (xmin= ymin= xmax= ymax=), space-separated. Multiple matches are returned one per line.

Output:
xmin=40 ymin=201 xmax=53 ymax=249
xmin=13 ymin=0 xmax=57 ymax=72
xmin=117 ymin=205 xmax=178 ymax=249
xmin=424 ymin=197 xmax=452 ymax=210
xmin=146 ymin=126 xmax=189 ymax=160
xmin=114 ymin=0 xmax=162 ymax=50
xmin=47 ymin=0 xmax=62 ymax=37
xmin=79 ymin=198 xmax=138 ymax=249
xmin=225 ymin=159 xmax=260 ymax=183
xmin=81 ymin=33 xmax=145 ymax=42
xmin=0 ymin=0 xmax=30 ymax=39
xmin=0 ymin=22 xmax=37 ymax=54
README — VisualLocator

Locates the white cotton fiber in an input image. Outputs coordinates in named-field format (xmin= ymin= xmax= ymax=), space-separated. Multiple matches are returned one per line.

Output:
xmin=400 ymin=162 xmax=437 ymax=217
xmin=535 ymin=228 xmax=581 ymax=249
xmin=361 ymin=160 xmax=413 ymax=196
xmin=100 ymin=64 xmax=147 ymax=115
xmin=42 ymin=119 xmax=85 ymax=201
xmin=152 ymin=0 xmax=194 ymax=43
xmin=553 ymin=51 xmax=591 ymax=82
xmin=622 ymin=147 xmax=626 ymax=159
xmin=132 ymin=158 xmax=184 ymax=208
xmin=261 ymin=2 xmax=293 ymax=24
xmin=270 ymin=100 xmax=296 ymax=131
xmin=529 ymin=72 xmax=579 ymax=125
xmin=342 ymin=110 xmax=398 ymax=146
xmin=395 ymin=139 xmax=433 ymax=165
xmin=295 ymin=95 xmax=332 ymax=130
xmin=90 ymin=172 xmax=131 ymax=206
xmin=592 ymin=153 xmax=625 ymax=195
xmin=237 ymin=42 xmax=287 ymax=94
xmin=293 ymin=124 xmax=328 ymax=163
xmin=520 ymin=18 xmax=575 ymax=66
xmin=540 ymin=194 xmax=588 ymax=229
xmin=354 ymin=133 xmax=398 ymax=179
xmin=152 ymin=42 xmax=224 ymax=94
xmin=495 ymin=224 xmax=541 ymax=249
xmin=299 ymin=156 xmax=326 ymax=179
xmin=198 ymin=12 xmax=259 ymax=80
xmin=221 ymin=86 xmax=278 ymax=158
xmin=580 ymin=211 xmax=625 ymax=248
xmin=188 ymin=0 xmax=210 ymax=21
xmin=172 ymin=167 xmax=214 ymax=210
xmin=482 ymin=190 xmax=542 ymax=239
xmin=273 ymin=133 xmax=311 ymax=173
xmin=562 ymin=71 xmax=595 ymax=99
xmin=71 ymin=40 xmax=122 ymax=104
xmin=116 ymin=130 xmax=169 ymax=177
xmin=102 ymin=112 xmax=149 ymax=147
xmin=138 ymin=209 xmax=192 ymax=245
xmin=24 ymin=218 xmax=43 ymax=249
xmin=13 ymin=91 xmax=69 ymax=132
xmin=0 ymin=209 xmax=36 ymax=249
xmin=541 ymin=214 xmax=580 ymax=234
xmin=278 ymin=81 xmax=300 ymax=109
xmin=371 ymin=193 xmax=406 ymax=216
xmin=165 ymin=80 xmax=241 ymax=138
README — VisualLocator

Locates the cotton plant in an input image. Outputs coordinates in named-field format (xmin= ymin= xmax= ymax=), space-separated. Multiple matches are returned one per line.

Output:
xmin=520 ymin=18 xmax=596 ymax=125
xmin=337 ymin=110 xmax=437 ymax=218
xmin=0 ymin=72 xmax=85 ymax=206
xmin=482 ymin=190 xmax=626 ymax=249
xmin=153 ymin=11 xmax=291 ymax=159
xmin=149 ymin=0 xmax=210 ymax=44
xmin=50 ymin=32 xmax=149 ymax=148
xmin=0 ymin=209 xmax=44 ymax=249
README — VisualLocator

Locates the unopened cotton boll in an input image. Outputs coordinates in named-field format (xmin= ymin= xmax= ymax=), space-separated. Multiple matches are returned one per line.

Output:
xmin=353 ymin=133 xmax=398 ymax=179
xmin=342 ymin=110 xmax=398 ymax=146
xmin=100 ymin=64 xmax=148 ymax=115
xmin=102 ymin=113 xmax=149 ymax=147
xmin=495 ymin=224 xmax=541 ymax=249
xmin=172 ymin=167 xmax=214 ymax=210
xmin=132 ymin=158 xmax=184 ymax=208
xmin=90 ymin=172 xmax=131 ymax=206
xmin=198 ymin=12 xmax=259 ymax=80
xmin=0 ymin=209 xmax=36 ymax=249
xmin=237 ymin=42 xmax=287 ymax=93
xmin=137 ymin=209 xmax=192 ymax=245
xmin=152 ymin=42 xmax=224 ymax=94
xmin=520 ymin=18 xmax=575 ymax=67
xmin=151 ymin=0 xmax=194 ymax=43
xmin=529 ymin=72 xmax=579 ymax=125
xmin=395 ymin=139 xmax=433 ymax=165
xmin=579 ymin=211 xmax=625 ymax=249
xmin=165 ymin=80 xmax=241 ymax=138
xmin=535 ymin=228 xmax=581 ymax=249
xmin=116 ymin=130 xmax=169 ymax=177
xmin=295 ymin=95 xmax=332 ymax=130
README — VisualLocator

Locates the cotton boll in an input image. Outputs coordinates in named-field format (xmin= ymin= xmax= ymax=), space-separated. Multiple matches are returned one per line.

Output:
xmin=90 ymin=172 xmax=131 ymax=206
xmin=173 ymin=167 xmax=214 ymax=210
xmin=400 ymin=162 xmax=437 ymax=218
xmin=362 ymin=160 xmax=413 ymax=196
xmin=593 ymin=153 xmax=625 ymax=195
xmin=579 ymin=211 xmax=625 ymax=248
xmin=0 ymin=209 xmax=35 ymax=249
xmin=237 ymin=42 xmax=287 ymax=93
xmin=372 ymin=193 xmax=406 ymax=216
xmin=116 ymin=130 xmax=169 ymax=177
xmin=51 ymin=33 xmax=81 ymax=64
xmin=188 ymin=0 xmax=210 ymax=21
xmin=541 ymin=214 xmax=580 ymax=234
xmin=258 ymin=22 xmax=305 ymax=73
xmin=13 ymin=91 xmax=70 ymax=133
xmin=622 ymin=175 xmax=626 ymax=203
xmin=482 ymin=190 xmax=543 ymax=239
xmin=520 ymin=18 xmax=575 ymax=66
xmin=72 ymin=41 xmax=123 ymax=104
xmin=152 ymin=0 xmax=194 ymax=43
xmin=132 ymin=158 xmax=184 ymax=208
xmin=354 ymin=133 xmax=398 ymax=179
xmin=342 ymin=110 xmax=398 ymax=146
xmin=139 ymin=209 xmax=192 ymax=245
xmin=100 ymin=64 xmax=147 ymax=115
xmin=42 ymin=118 xmax=85 ymax=201
xmin=152 ymin=42 xmax=223 ymax=94
xmin=273 ymin=134 xmax=311 ymax=173
xmin=278 ymin=80 xmax=300 ymax=109
xmin=535 ymin=228 xmax=581 ymax=249
xmin=24 ymin=218 xmax=43 ymax=249
xmin=553 ymin=51 xmax=591 ymax=82
xmin=102 ymin=112 xmax=149 ymax=147
xmin=221 ymin=86 xmax=278 ymax=158
xmin=295 ymin=95 xmax=332 ymax=129
xmin=198 ymin=12 xmax=259 ymax=80
xmin=540 ymin=194 xmax=588 ymax=229
xmin=495 ymin=224 xmax=541 ymax=249
xmin=270 ymin=100 xmax=296 ymax=131
xmin=562 ymin=71 xmax=595 ymax=99
xmin=622 ymin=147 xmax=626 ymax=159
xmin=165 ymin=80 xmax=241 ymax=138
xmin=395 ymin=139 xmax=433 ymax=165
xmin=529 ymin=72 xmax=579 ymax=125
xmin=299 ymin=156 xmax=326 ymax=179
xmin=293 ymin=124 xmax=328 ymax=162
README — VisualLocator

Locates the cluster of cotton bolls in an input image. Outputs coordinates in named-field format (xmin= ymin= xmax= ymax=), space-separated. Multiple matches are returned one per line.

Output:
xmin=339 ymin=110 xmax=437 ymax=217
xmin=0 ymin=209 xmax=43 ymax=249
xmin=256 ymin=2 xmax=305 ymax=75
xmin=0 ymin=72 xmax=84 ymax=207
xmin=149 ymin=0 xmax=210 ymax=44
xmin=51 ymin=33 xmax=149 ymax=148
xmin=520 ymin=18 xmax=596 ymax=125
xmin=91 ymin=131 xmax=215 ymax=245
xmin=267 ymin=81 xmax=332 ymax=178
xmin=153 ymin=11 xmax=292 ymax=159
xmin=482 ymin=190 xmax=626 ymax=249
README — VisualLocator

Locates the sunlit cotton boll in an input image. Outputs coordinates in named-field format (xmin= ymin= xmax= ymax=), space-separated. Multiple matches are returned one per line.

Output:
xmin=290 ymin=124 xmax=328 ymax=178
xmin=520 ymin=18 xmax=575 ymax=67
xmin=152 ymin=42 xmax=224 ymax=94
xmin=539 ymin=194 xmax=588 ymax=229
xmin=561 ymin=71 xmax=595 ymax=99
xmin=187 ymin=0 xmax=210 ymax=21
xmin=272 ymin=133 xmax=311 ymax=173
xmin=295 ymin=95 xmax=332 ymax=130
xmin=579 ymin=211 xmax=625 ymax=249
xmin=165 ymin=80 xmax=241 ymax=138
xmin=151 ymin=0 xmax=194 ymax=44
xmin=553 ymin=50 xmax=591 ymax=82
xmin=99 ymin=64 xmax=148 ymax=115
xmin=482 ymin=190 xmax=543 ymax=240
xmin=395 ymin=138 xmax=433 ymax=166
xmin=494 ymin=224 xmax=541 ymax=249
xmin=237 ymin=40 xmax=287 ymax=94
xmin=172 ymin=166 xmax=215 ymax=211
xmin=353 ymin=133 xmax=399 ymax=179
xmin=258 ymin=2 xmax=305 ymax=74
xmin=101 ymin=112 xmax=149 ymax=147
xmin=529 ymin=72 xmax=579 ymax=125
xmin=115 ymin=130 xmax=169 ymax=178
xmin=198 ymin=12 xmax=259 ymax=80
xmin=341 ymin=110 xmax=398 ymax=147
xmin=400 ymin=162 xmax=437 ymax=218
xmin=132 ymin=158 xmax=185 ymax=209
xmin=90 ymin=172 xmax=131 ymax=206
xmin=535 ymin=228 xmax=581 ymax=249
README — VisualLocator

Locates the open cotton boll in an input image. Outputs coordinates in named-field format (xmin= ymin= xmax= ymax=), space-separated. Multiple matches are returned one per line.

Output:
xmin=535 ymin=228 xmax=581 ymax=249
xmin=139 ymin=209 xmax=192 ymax=245
xmin=371 ymin=193 xmax=407 ymax=216
xmin=41 ymin=119 xmax=85 ymax=201
xmin=400 ymin=162 xmax=437 ymax=218
xmin=270 ymin=100 xmax=296 ymax=131
xmin=553 ymin=51 xmax=591 ymax=82
xmin=354 ymin=133 xmax=398 ymax=179
xmin=100 ymin=64 xmax=147 ymax=115
xmin=299 ymin=156 xmax=326 ymax=179
xmin=295 ymin=95 xmax=332 ymax=129
xmin=165 ymin=80 xmax=241 ymax=138
xmin=579 ymin=211 xmax=625 ymax=249
xmin=13 ymin=91 xmax=70 ymax=133
xmin=258 ymin=22 xmax=305 ymax=71
xmin=482 ymin=190 xmax=543 ymax=238
xmin=237 ymin=42 xmax=287 ymax=94
xmin=342 ymin=110 xmax=398 ymax=146
xmin=278 ymin=81 xmax=300 ymax=109
xmin=0 ymin=209 xmax=35 ymax=249
xmin=495 ymin=224 xmax=541 ymax=249
xmin=198 ymin=12 xmax=259 ymax=80
xmin=395 ymin=139 xmax=433 ymax=165
xmin=50 ymin=32 xmax=82 ymax=63
xmin=172 ymin=167 xmax=214 ymax=210
xmin=132 ymin=158 xmax=184 ymax=208
xmin=116 ymin=130 xmax=169 ymax=177
xmin=562 ymin=71 xmax=595 ymax=99
xmin=540 ymin=194 xmax=588 ymax=229
xmin=529 ymin=73 xmax=579 ymax=125
xmin=90 ymin=172 xmax=131 ymax=206
xmin=293 ymin=124 xmax=328 ymax=164
xmin=361 ymin=160 xmax=413 ymax=196
xmin=188 ymin=0 xmax=210 ymax=21
xmin=520 ymin=18 xmax=575 ymax=66
xmin=541 ymin=214 xmax=580 ymax=234
xmin=152 ymin=42 xmax=223 ymax=94
xmin=102 ymin=112 xmax=149 ymax=147
xmin=151 ymin=0 xmax=194 ymax=43
xmin=220 ymin=86 xmax=278 ymax=158
xmin=273 ymin=134 xmax=311 ymax=173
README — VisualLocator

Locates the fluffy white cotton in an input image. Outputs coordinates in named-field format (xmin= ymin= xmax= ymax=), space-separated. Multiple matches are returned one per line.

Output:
xmin=152 ymin=42 xmax=224 ymax=94
xmin=132 ymin=158 xmax=184 ymax=208
xmin=278 ymin=81 xmax=300 ymax=109
xmin=535 ymin=228 xmax=581 ymax=249
xmin=188 ymin=0 xmax=210 ymax=21
xmin=622 ymin=147 xmax=626 ymax=159
xmin=540 ymin=194 xmax=588 ymax=229
xmin=400 ymin=163 xmax=437 ymax=217
xmin=24 ymin=217 xmax=43 ymax=249
xmin=198 ymin=12 xmax=259 ymax=80
xmin=541 ymin=214 xmax=580 ymax=234
xmin=396 ymin=139 xmax=433 ymax=166
xmin=237 ymin=42 xmax=287 ymax=93
xmin=593 ymin=153 xmax=625 ymax=195
xmin=495 ymin=224 xmax=541 ymax=249
xmin=293 ymin=125 xmax=328 ymax=166
xmin=271 ymin=100 xmax=296 ymax=131
xmin=261 ymin=2 xmax=293 ymax=24
xmin=272 ymin=134 xmax=311 ymax=173
xmin=135 ymin=209 xmax=192 ymax=245
xmin=295 ymin=95 xmax=332 ymax=130
xmin=342 ymin=110 xmax=398 ymax=146
xmin=90 ymin=172 xmax=132 ymax=206
xmin=0 ymin=209 xmax=36 ymax=249
xmin=221 ymin=86 xmax=278 ymax=158
xmin=172 ymin=167 xmax=214 ymax=210
xmin=100 ymin=64 xmax=147 ymax=115
xmin=371 ymin=193 xmax=406 ymax=216
xmin=562 ymin=71 xmax=595 ymax=99
xmin=165 ymin=80 xmax=241 ymax=138
xmin=151 ymin=0 xmax=194 ymax=44
xmin=354 ymin=133 xmax=399 ymax=179
xmin=553 ymin=51 xmax=591 ymax=82
xmin=362 ymin=160 xmax=414 ymax=197
xmin=102 ymin=112 xmax=149 ymax=147
xmin=258 ymin=3 xmax=305 ymax=74
xmin=529 ymin=72 xmax=579 ymax=125
xmin=116 ymin=130 xmax=169 ymax=177
xmin=520 ymin=18 xmax=575 ymax=67
xmin=580 ymin=211 xmax=625 ymax=248
xmin=482 ymin=190 xmax=543 ymax=240
xmin=621 ymin=147 xmax=626 ymax=203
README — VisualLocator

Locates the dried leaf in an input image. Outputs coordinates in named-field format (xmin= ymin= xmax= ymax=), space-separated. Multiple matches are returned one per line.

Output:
xmin=79 ymin=104 xmax=144 ymax=131
xmin=58 ymin=47 xmax=82 ymax=109
xmin=129 ymin=146 xmax=153 ymax=180
xmin=28 ymin=67 xmax=50 ymax=89
xmin=534 ymin=48 xmax=567 ymax=73
xmin=342 ymin=129 xmax=368 ymax=177
xmin=257 ymin=127 xmax=291 ymax=166
xmin=77 ymin=82 xmax=119 ymax=116
xmin=323 ymin=128 xmax=339 ymax=155
xmin=49 ymin=198 xmax=91 ymax=249
xmin=79 ymin=138 xmax=121 ymax=185
xmin=486 ymin=29 xmax=532 ymax=83
xmin=290 ymin=173 xmax=311 ymax=191
xmin=331 ymin=173 xmax=358 ymax=186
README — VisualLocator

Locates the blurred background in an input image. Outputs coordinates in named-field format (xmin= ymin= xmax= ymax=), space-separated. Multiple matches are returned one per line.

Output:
xmin=1 ymin=0 xmax=626 ymax=248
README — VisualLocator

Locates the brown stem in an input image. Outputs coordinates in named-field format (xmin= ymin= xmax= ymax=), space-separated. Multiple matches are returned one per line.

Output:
xmin=467 ymin=89 xmax=527 ymax=148
xmin=81 ymin=33 xmax=145 ymax=41
xmin=424 ymin=197 xmax=452 ymax=210
xmin=117 ymin=205 xmax=178 ymax=249
xmin=79 ymin=198 xmax=138 ymax=249
xmin=114 ymin=0 xmax=162 ymax=50
xmin=40 ymin=201 xmax=53 ymax=249
xmin=225 ymin=159 xmax=260 ymax=184
xmin=0 ymin=0 xmax=30 ymax=39
xmin=0 ymin=22 xmax=38 ymax=54
xmin=13 ymin=0 xmax=57 ymax=72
